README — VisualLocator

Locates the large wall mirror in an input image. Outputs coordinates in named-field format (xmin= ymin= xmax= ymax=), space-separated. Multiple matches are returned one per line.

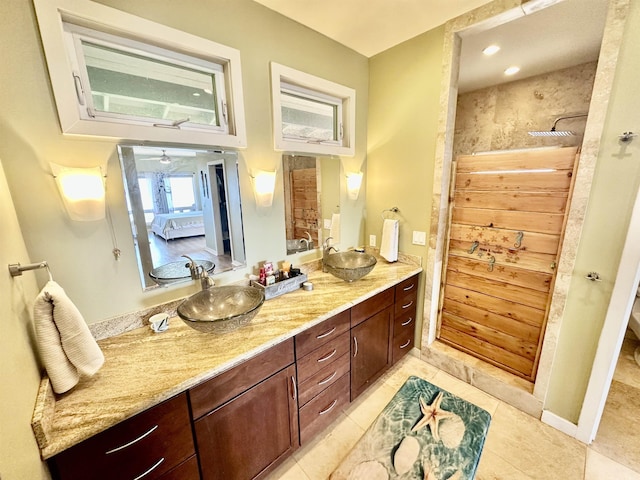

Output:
xmin=282 ymin=154 xmax=340 ymax=254
xmin=118 ymin=145 xmax=246 ymax=289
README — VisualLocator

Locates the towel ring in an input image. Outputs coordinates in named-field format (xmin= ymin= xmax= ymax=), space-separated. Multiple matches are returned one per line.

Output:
xmin=381 ymin=207 xmax=400 ymax=220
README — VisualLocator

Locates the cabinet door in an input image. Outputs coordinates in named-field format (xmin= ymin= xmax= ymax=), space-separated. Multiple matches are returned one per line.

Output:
xmin=194 ymin=365 xmax=299 ymax=480
xmin=350 ymin=306 xmax=392 ymax=400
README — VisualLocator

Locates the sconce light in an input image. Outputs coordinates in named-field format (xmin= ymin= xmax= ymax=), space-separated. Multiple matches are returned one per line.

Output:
xmin=346 ymin=172 xmax=363 ymax=200
xmin=252 ymin=170 xmax=276 ymax=207
xmin=51 ymin=163 xmax=105 ymax=221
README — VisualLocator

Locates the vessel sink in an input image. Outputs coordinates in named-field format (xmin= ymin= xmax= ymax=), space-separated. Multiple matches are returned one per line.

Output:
xmin=323 ymin=251 xmax=377 ymax=282
xmin=149 ymin=260 xmax=215 ymax=285
xmin=177 ymin=285 xmax=265 ymax=333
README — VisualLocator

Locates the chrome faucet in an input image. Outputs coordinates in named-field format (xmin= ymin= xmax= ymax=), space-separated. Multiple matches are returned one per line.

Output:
xmin=322 ymin=237 xmax=339 ymax=272
xmin=182 ymin=255 xmax=215 ymax=290
xmin=299 ymin=231 xmax=313 ymax=250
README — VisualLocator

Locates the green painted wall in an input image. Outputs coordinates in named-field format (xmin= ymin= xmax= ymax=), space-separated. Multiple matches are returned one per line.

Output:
xmin=0 ymin=0 xmax=369 ymax=324
xmin=545 ymin=0 xmax=640 ymax=422
xmin=367 ymin=26 xmax=445 ymax=347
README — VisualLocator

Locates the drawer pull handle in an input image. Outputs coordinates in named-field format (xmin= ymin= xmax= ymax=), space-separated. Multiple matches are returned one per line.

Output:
xmin=401 ymin=317 xmax=414 ymax=327
xmin=353 ymin=337 xmax=358 ymax=357
xmin=132 ymin=457 xmax=165 ymax=480
xmin=402 ymin=300 xmax=414 ymax=309
xmin=316 ymin=326 xmax=337 ymax=339
xmin=317 ymin=348 xmax=337 ymax=363
xmin=318 ymin=371 xmax=337 ymax=386
xmin=291 ymin=376 xmax=298 ymax=400
xmin=403 ymin=283 xmax=415 ymax=291
xmin=400 ymin=339 xmax=411 ymax=349
xmin=319 ymin=399 xmax=338 ymax=416
xmin=105 ymin=425 xmax=158 ymax=454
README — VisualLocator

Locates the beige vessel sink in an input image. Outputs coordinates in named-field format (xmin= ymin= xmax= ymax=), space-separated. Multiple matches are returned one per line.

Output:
xmin=323 ymin=251 xmax=377 ymax=282
xmin=177 ymin=285 xmax=265 ymax=333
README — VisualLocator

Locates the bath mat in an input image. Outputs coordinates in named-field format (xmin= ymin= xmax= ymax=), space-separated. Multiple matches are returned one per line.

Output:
xmin=330 ymin=376 xmax=491 ymax=480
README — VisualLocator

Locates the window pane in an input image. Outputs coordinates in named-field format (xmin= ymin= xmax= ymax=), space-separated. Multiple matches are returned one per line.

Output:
xmin=168 ymin=176 xmax=196 ymax=210
xmin=281 ymin=91 xmax=336 ymax=141
xmin=81 ymin=41 xmax=219 ymax=126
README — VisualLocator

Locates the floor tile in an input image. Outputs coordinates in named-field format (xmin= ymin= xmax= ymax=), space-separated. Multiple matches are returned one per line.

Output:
xmin=293 ymin=412 xmax=365 ymax=480
xmin=483 ymin=402 xmax=586 ymax=480
xmin=613 ymin=335 xmax=640 ymax=390
xmin=475 ymin=449 xmax=534 ymax=480
xmin=267 ymin=456 xmax=311 ymax=480
xmin=585 ymin=449 xmax=640 ymax=480
xmin=344 ymin=381 xmax=398 ymax=431
xmin=379 ymin=354 xmax=440 ymax=391
xmin=591 ymin=379 xmax=640 ymax=472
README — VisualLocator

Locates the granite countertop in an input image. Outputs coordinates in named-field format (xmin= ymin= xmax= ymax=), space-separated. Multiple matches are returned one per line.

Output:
xmin=32 ymin=258 xmax=421 ymax=460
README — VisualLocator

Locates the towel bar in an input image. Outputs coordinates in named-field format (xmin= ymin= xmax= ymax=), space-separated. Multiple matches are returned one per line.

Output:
xmin=381 ymin=206 xmax=400 ymax=220
xmin=8 ymin=261 xmax=50 ymax=277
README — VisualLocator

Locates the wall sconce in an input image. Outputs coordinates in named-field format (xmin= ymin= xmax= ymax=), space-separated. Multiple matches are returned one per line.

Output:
xmin=346 ymin=172 xmax=363 ymax=200
xmin=51 ymin=163 xmax=106 ymax=221
xmin=252 ymin=170 xmax=276 ymax=207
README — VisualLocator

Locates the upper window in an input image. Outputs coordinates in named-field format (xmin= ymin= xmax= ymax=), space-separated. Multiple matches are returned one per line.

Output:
xmin=271 ymin=63 xmax=355 ymax=156
xmin=33 ymin=0 xmax=247 ymax=148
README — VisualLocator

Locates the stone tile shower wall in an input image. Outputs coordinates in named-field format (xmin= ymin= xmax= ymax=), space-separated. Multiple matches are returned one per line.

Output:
xmin=453 ymin=61 xmax=597 ymax=157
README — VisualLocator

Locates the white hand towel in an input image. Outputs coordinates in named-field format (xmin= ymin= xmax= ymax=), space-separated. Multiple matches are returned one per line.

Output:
xmin=329 ymin=213 xmax=341 ymax=245
xmin=34 ymin=281 xmax=104 ymax=394
xmin=380 ymin=219 xmax=399 ymax=262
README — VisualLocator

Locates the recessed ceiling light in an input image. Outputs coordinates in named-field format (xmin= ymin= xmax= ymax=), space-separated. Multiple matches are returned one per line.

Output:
xmin=504 ymin=66 xmax=520 ymax=76
xmin=193 ymin=92 xmax=201 ymax=96
xmin=482 ymin=45 xmax=500 ymax=56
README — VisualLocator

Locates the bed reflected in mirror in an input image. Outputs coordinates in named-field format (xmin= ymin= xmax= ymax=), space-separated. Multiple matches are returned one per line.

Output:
xmin=117 ymin=145 xmax=246 ymax=289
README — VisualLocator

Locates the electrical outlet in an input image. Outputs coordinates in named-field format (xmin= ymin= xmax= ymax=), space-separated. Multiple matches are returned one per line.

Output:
xmin=324 ymin=219 xmax=332 ymax=229
xmin=369 ymin=234 xmax=376 ymax=247
xmin=412 ymin=231 xmax=426 ymax=246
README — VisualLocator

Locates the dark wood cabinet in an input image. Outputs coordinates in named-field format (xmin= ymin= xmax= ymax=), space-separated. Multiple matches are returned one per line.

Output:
xmin=350 ymin=306 xmax=393 ymax=400
xmin=190 ymin=339 xmax=298 ymax=480
xmin=295 ymin=310 xmax=351 ymax=444
xmin=193 ymin=364 xmax=299 ymax=480
xmin=49 ymin=393 xmax=196 ymax=480
xmin=391 ymin=274 xmax=419 ymax=364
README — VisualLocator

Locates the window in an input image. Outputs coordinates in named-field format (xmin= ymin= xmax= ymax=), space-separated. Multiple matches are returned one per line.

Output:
xmin=33 ymin=0 xmax=247 ymax=148
xmin=137 ymin=173 xmax=197 ymax=224
xmin=271 ymin=63 xmax=355 ymax=156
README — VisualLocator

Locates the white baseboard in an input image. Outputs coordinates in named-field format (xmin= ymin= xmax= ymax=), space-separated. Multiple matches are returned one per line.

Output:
xmin=541 ymin=410 xmax=578 ymax=438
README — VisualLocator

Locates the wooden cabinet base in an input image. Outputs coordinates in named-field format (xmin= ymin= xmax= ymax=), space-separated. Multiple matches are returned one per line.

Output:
xmin=194 ymin=365 xmax=299 ymax=480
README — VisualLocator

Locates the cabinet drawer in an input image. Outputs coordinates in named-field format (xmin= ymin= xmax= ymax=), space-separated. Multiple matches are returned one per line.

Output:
xmin=50 ymin=393 xmax=194 ymax=480
xmin=394 ymin=275 xmax=419 ymax=315
xmin=392 ymin=329 xmax=414 ymax=364
xmin=295 ymin=310 xmax=350 ymax=359
xmin=299 ymin=373 xmax=350 ymax=445
xmin=296 ymin=331 xmax=350 ymax=384
xmin=351 ymin=288 xmax=394 ymax=327
xmin=393 ymin=307 xmax=416 ymax=339
xmin=158 ymin=455 xmax=200 ymax=480
xmin=189 ymin=339 xmax=294 ymax=420
xmin=298 ymin=352 xmax=350 ymax=406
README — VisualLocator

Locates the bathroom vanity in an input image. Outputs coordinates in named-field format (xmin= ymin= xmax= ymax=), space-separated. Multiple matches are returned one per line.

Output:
xmin=35 ymin=259 xmax=421 ymax=480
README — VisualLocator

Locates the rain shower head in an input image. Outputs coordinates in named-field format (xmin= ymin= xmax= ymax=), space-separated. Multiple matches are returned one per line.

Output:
xmin=528 ymin=113 xmax=588 ymax=137
xmin=528 ymin=129 xmax=575 ymax=137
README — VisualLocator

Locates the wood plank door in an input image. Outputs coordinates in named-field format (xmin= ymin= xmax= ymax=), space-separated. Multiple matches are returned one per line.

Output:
xmin=439 ymin=146 xmax=579 ymax=381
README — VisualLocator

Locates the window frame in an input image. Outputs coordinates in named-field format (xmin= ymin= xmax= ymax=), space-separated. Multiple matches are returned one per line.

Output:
xmin=32 ymin=0 xmax=247 ymax=148
xmin=270 ymin=62 xmax=355 ymax=156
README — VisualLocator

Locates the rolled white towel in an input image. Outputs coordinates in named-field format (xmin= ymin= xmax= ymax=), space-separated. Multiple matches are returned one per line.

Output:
xmin=380 ymin=219 xmax=399 ymax=262
xmin=34 ymin=281 xmax=104 ymax=394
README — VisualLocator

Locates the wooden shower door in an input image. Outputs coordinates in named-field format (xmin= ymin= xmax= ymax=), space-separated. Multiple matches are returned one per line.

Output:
xmin=438 ymin=146 xmax=579 ymax=381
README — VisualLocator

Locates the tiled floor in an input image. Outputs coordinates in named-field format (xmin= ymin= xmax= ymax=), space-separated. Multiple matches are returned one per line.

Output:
xmin=267 ymin=347 xmax=640 ymax=479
